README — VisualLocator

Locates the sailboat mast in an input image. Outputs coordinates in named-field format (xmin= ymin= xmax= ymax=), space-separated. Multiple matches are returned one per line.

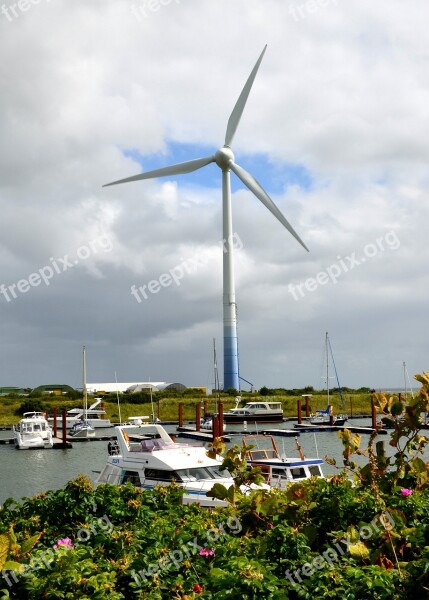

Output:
xmin=325 ymin=332 xmax=329 ymax=405
xmin=82 ymin=345 xmax=87 ymax=421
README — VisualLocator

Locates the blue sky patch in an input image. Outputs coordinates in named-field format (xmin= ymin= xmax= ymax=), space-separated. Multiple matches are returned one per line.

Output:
xmin=123 ymin=141 xmax=313 ymax=195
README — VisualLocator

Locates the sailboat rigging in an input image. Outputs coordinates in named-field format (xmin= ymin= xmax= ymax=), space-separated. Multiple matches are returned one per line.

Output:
xmin=70 ymin=346 xmax=96 ymax=438
xmin=310 ymin=332 xmax=348 ymax=426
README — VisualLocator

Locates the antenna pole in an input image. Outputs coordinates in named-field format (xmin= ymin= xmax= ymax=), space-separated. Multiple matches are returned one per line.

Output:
xmin=115 ymin=371 xmax=122 ymax=425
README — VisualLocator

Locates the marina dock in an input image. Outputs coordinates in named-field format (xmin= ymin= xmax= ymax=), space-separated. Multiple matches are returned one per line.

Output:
xmin=293 ymin=424 xmax=388 ymax=434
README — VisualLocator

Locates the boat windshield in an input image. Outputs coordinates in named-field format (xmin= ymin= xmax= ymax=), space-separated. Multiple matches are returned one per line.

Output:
xmin=174 ymin=466 xmax=230 ymax=482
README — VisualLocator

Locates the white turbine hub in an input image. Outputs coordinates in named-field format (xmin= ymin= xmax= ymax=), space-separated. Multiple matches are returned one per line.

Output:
xmin=215 ymin=146 xmax=235 ymax=170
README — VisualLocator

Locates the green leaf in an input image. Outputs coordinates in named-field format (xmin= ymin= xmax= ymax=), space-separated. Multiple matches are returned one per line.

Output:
xmin=206 ymin=483 xmax=229 ymax=500
xmin=390 ymin=402 xmax=403 ymax=416
xmin=348 ymin=542 xmax=370 ymax=560
xmin=2 ymin=561 xmax=24 ymax=573
xmin=210 ymin=567 xmax=227 ymax=579
xmin=20 ymin=532 xmax=43 ymax=556
xmin=0 ymin=534 xmax=10 ymax=571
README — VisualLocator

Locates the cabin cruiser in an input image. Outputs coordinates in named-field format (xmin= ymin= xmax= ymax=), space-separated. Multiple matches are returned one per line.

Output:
xmin=242 ymin=434 xmax=324 ymax=488
xmin=223 ymin=401 xmax=284 ymax=424
xmin=96 ymin=424 xmax=267 ymax=506
xmin=13 ymin=412 xmax=54 ymax=450
xmin=48 ymin=398 xmax=111 ymax=429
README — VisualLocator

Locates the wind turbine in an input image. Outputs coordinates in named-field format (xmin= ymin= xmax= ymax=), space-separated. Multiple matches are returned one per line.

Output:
xmin=103 ymin=45 xmax=308 ymax=391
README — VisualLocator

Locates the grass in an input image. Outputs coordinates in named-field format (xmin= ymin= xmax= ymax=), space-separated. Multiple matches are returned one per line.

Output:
xmin=0 ymin=392 xmax=374 ymax=426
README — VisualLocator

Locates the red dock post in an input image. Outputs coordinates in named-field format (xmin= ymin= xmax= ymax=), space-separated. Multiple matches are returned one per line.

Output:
xmin=178 ymin=403 xmax=183 ymax=428
xmin=297 ymin=398 xmax=302 ymax=424
xmin=195 ymin=403 xmax=201 ymax=431
xmin=371 ymin=398 xmax=377 ymax=429
xmin=62 ymin=410 xmax=67 ymax=448
xmin=304 ymin=395 xmax=311 ymax=417
xmin=218 ymin=402 xmax=224 ymax=436
xmin=53 ymin=406 xmax=57 ymax=438
xmin=203 ymin=399 xmax=208 ymax=418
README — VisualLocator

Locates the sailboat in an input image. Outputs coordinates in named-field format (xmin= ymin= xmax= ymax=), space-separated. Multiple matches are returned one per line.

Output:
xmin=200 ymin=339 xmax=219 ymax=431
xmin=310 ymin=332 xmax=348 ymax=426
xmin=69 ymin=346 xmax=96 ymax=438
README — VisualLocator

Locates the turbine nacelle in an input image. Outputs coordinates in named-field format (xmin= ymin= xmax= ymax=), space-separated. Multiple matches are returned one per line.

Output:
xmin=214 ymin=146 xmax=235 ymax=171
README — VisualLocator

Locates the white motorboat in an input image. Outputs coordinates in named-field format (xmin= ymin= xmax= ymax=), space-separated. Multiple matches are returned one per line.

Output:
xmin=69 ymin=346 xmax=96 ymax=439
xmin=96 ymin=423 xmax=267 ymax=506
xmin=13 ymin=412 xmax=54 ymax=450
xmin=242 ymin=434 xmax=324 ymax=488
xmin=223 ymin=401 xmax=284 ymax=424
xmin=48 ymin=398 xmax=111 ymax=429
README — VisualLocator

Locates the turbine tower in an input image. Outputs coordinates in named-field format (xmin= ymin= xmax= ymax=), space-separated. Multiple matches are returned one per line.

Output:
xmin=104 ymin=45 xmax=308 ymax=391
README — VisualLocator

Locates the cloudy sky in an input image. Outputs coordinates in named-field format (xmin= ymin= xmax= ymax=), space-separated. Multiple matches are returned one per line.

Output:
xmin=0 ymin=0 xmax=428 ymax=392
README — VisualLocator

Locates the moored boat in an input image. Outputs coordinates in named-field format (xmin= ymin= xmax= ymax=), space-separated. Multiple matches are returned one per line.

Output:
xmin=69 ymin=346 xmax=96 ymax=439
xmin=309 ymin=405 xmax=348 ymax=426
xmin=223 ymin=401 xmax=283 ymax=424
xmin=309 ymin=332 xmax=348 ymax=426
xmin=96 ymin=423 xmax=267 ymax=506
xmin=242 ymin=434 xmax=324 ymax=488
xmin=13 ymin=412 xmax=54 ymax=450
xmin=48 ymin=398 xmax=111 ymax=429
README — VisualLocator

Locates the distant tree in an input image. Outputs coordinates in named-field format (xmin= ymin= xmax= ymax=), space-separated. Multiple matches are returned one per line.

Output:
xmin=259 ymin=386 xmax=270 ymax=396
xmin=225 ymin=388 xmax=239 ymax=396
xmin=15 ymin=398 xmax=47 ymax=416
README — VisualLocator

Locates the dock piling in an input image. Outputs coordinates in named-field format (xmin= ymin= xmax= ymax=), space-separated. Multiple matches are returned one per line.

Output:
xmin=219 ymin=402 xmax=224 ymax=436
xmin=195 ymin=403 xmax=201 ymax=432
xmin=62 ymin=410 xmax=67 ymax=448
xmin=53 ymin=407 xmax=57 ymax=438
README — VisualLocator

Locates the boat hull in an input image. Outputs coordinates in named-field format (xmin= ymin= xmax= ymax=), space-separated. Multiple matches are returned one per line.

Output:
xmin=14 ymin=434 xmax=53 ymax=450
xmin=223 ymin=413 xmax=283 ymax=424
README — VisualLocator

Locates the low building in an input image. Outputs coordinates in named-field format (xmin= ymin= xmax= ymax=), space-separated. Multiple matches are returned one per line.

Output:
xmin=0 ymin=387 xmax=29 ymax=396
xmin=87 ymin=382 xmax=187 ymax=394
xmin=31 ymin=384 xmax=75 ymax=396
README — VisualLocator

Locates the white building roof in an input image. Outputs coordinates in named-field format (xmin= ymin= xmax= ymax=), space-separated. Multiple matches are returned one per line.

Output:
xmin=87 ymin=382 xmax=183 ymax=393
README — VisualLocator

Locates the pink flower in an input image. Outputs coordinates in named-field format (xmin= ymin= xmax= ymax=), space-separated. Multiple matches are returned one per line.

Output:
xmin=199 ymin=547 xmax=215 ymax=557
xmin=53 ymin=537 xmax=74 ymax=549
xmin=400 ymin=488 xmax=412 ymax=497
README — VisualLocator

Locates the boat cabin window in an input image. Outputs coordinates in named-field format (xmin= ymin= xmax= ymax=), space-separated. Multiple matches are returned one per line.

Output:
xmin=308 ymin=465 xmax=323 ymax=477
xmin=121 ymin=470 xmax=141 ymax=486
xmin=291 ymin=468 xmax=306 ymax=480
xmin=272 ymin=468 xmax=287 ymax=477
xmin=144 ymin=469 xmax=177 ymax=482
xmin=174 ymin=466 xmax=228 ymax=481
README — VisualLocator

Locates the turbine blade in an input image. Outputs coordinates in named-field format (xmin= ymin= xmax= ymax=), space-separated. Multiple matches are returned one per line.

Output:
xmin=224 ymin=45 xmax=267 ymax=147
xmin=103 ymin=155 xmax=215 ymax=187
xmin=230 ymin=162 xmax=309 ymax=252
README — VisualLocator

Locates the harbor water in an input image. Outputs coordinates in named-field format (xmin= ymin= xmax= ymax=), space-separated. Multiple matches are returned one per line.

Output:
xmin=0 ymin=419 xmax=425 ymax=505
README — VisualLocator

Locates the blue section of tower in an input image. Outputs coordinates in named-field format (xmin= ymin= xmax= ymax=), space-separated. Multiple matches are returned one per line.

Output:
xmin=224 ymin=325 xmax=239 ymax=391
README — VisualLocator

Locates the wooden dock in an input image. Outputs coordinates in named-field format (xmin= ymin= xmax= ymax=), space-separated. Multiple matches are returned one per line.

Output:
xmin=258 ymin=428 xmax=300 ymax=438
xmin=176 ymin=428 xmax=231 ymax=442
xmin=0 ymin=434 xmax=117 ymax=448
xmin=293 ymin=424 xmax=387 ymax=434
